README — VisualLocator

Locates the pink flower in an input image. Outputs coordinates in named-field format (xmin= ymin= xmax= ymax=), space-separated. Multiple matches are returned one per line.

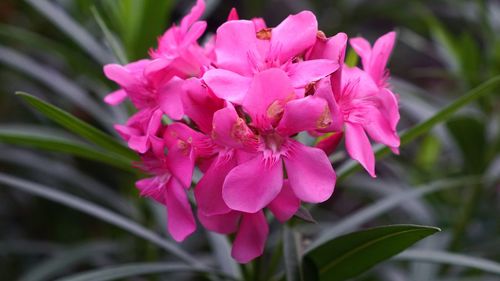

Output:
xmin=115 ymin=108 xmax=164 ymax=155
xmin=203 ymin=11 xmax=339 ymax=103
xmin=219 ymin=69 xmax=336 ymax=213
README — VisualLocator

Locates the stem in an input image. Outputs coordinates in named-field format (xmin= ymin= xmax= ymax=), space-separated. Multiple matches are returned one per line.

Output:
xmin=263 ymin=236 xmax=283 ymax=281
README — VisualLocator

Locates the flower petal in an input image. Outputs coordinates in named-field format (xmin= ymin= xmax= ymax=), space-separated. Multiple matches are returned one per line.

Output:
xmin=272 ymin=11 xmax=317 ymax=62
xmin=215 ymin=20 xmax=257 ymax=76
xmin=345 ymin=122 xmax=376 ymax=177
xmin=284 ymin=140 xmax=335 ymax=203
xmin=268 ymin=180 xmax=300 ymax=222
xmin=203 ymin=69 xmax=252 ymax=103
xmin=232 ymin=211 xmax=268 ymax=263
xmin=165 ymin=178 xmax=196 ymax=242
xmin=198 ymin=210 xmax=240 ymax=234
xmin=277 ymin=95 xmax=331 ymax=136
xmin=242 ymin=68 xmax=295 ymax=128
xmin=286 ymin=59 xmax=339 ymax=88
xmin=104 ymin=89 xmax=127 ymax=105
xmin=158 ymin=78 xmax=184 ymax=120
xmin=212 ymin=105 xmax=257 ymax=150
xmin=223 ymin=153 xmax=283 ymax=213
xmin=195 ymin=153 xmax=236 ymax=216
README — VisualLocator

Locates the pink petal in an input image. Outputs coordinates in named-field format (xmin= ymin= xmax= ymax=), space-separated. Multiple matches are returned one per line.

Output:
xmin=370 ymin=31 xmax=396 ymax=85
xmin=104 ymin=89 xmax=127 ymax=105
xmin=378 ymin=88 xmax=400 ymax=131
xmin=212 ymin=105 xmax=257 ymax=150
xmin=364 ymin=108 xmax=400 ymax=149
xmin=181 ymin=21 xmax=207 ymax=47
xmin=181 ymin=78 xmax=224 ymax=134
xmin=315 ymin=132 xmax=343 ymax=155
xmin=284 ymin=140 xmax=335 ymax=203
xmin=227 ymin=7 xmax=239 ymax=21
xmin=268 ymin=180 xmax=300 ymax=223
xmin=180 ymin=0 xmax=206 ymax=33
xmin=195 ymin=153 xmax=236 ymax=216
xmin=198 ymin=210 xmax=240 ymax=234
xmin=128 ymin=135 xmax=149 ymax=153
xmin=314 ymin=78 xmax=343 ymax=131
xmin=242 ymin=68 xmax=295 ymax=128
xmin=277 ymin=96 xmax=331 ymax=136
xmin=349 ymin=37 xmax=371 ymax=68
xmin=136 ymin=177 xmax=166 ymax=204
xmin=215 ymin=20 xmax=257 ymax=76
xmin=286 ymin=59 xmax=339 ymax=88
xmin=203 ymin=69 xmax=252 ymax=104
xmin=232 ymin=211 xmax=269 ymax=263
xmin=223 ymin=153 xmax=283 ymax=213
xmin=158 ymin=78 xmax=184 ymax=120
xmin=308 ymin=32 xmax=348 ymax=61
xmin=165 ymin=178 xmax=196 ymax=242
xmin=272 ymin=11 xmax=318 ymax=62
xmin=345 ymin=122 xmax=376 ymax=177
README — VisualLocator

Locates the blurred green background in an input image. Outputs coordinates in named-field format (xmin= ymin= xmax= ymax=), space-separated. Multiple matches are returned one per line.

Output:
xmin=0 ymin=0 xmax=499 ymax=280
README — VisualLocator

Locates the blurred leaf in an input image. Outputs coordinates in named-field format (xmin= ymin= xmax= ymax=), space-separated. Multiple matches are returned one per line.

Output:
xmin=0 ymin=147 xmax=138 ymax=218
xmin=25 ymin=0 xmax=112 ymax=64
xmin=0 ymin=45 xmax=112 ymax=128
xmin=0 ymin=173 xmax=200 ymax=266
xmin=415 ymin=134 xmax=441 ymax=171
xmin=345 ymin=48 xmax=358 ymax=67
xmin=206 ymin=232 xmax=241 ymax=280
xmin=19 ymin=241 xmax=122 ymax=281
xmin=102 ymin=0 xmax=174 ymax=60
xmin=294 ymin=206 xmax=317 ymax=224
xmin=55 ymin=262 xmax=233 ymax=281
xmin=337 ymin=75 xmax=500 ymax=181
xmin=283 ymin=225 xmax=303 ymax=281
xmin=446 ymin=116 xmax=487 ymax=173
xmin=395 ymin=250 xmax=500 ymax=275
xmin=90 ymin=6 xmax=128 ymax=64
xmin=309 ymin=176 xmax=479 ymax=250
xmin=304 ymin=225 xmax=440 ymax=281
xmin=17 ymin=92 xmax=137 ymax=161
xmin=0 ymin=125 xmax=133 ymax=171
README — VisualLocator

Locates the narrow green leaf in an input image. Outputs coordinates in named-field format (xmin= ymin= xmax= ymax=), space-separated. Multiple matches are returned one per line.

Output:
xmin=0 ymin=173 xmax=200 ymax=266
xmin=284 ymin=225 xmax=304 ymax=281
xmin=337 ymin=75 xmax=500 ymax=181
xmin=16 ymin=92 xmax=137 ymax=161
xmin=395 ymin=250 xmax=500 ymax=275
xmin=304 ymin=224 xmax=440 ymax=281
xmin=90 ymin=6 xmax=128 ymax=65
xmin=0 ymin=45 xmax=112 ymax=128
xmin=206 ymin=232 xmax=241 ymax=279
xmin=0 ymin=125 xmax=133 ymax=171
xmin=54 ymin=262 xmax=234 ymax=281
xmin=308 ymin=176 xmax=479 ymax=250
xmin=19 ymin=241 xmax=122 ymax=281
xmin=25 ymin=0 xmax=112 ymax=64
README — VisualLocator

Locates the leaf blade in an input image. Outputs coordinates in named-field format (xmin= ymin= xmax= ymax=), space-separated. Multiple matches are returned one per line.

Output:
xmin=304 ymin=224 xmax=440 ymax=281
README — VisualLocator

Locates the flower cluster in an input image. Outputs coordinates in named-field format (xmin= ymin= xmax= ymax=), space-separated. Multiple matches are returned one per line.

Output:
xmin=104 ymin=0 xmax=400 ymax=263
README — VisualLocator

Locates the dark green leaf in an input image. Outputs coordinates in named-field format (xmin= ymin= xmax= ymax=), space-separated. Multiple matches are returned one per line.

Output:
xmin=304 ymin=224 xmax=440 ymax=281
xmin=16 ymin=92 xmax=137 ymax=161
xmin=0 ymin=125 xmax=133 ymax=171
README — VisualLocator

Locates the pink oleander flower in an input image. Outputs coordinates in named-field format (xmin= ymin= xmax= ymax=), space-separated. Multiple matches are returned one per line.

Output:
xmin=202 ymin=11 xmax=339 ymax=103
xmin=102 ymin=0 xmax=401 ymax=264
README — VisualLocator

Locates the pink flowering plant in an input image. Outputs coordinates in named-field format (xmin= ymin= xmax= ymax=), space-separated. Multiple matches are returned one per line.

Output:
xmin=5 ymin=0 xmax=500 ymax=280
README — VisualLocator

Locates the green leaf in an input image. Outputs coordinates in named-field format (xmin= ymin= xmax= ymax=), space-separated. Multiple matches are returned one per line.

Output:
xmin=337 ymin=75 xmax=500 ymax=182
xmin=395 ymin=250 xmax=500 ymax=275
xmin=16 ymin=92 xmax=137 ymax=161
xmin=90 ymin=6 xmax=128 ymax=65
xmin=283 ymin=225 xmax=303 ymax=281
xmin=304 ymin=224 xmax=440 ymax=281
xmin=25 ymin=0 xmax=112 ymax=64
xmin=308 ymin=176 xmax=479 ymax=250
xmin=54 ymin=262 xmax=234 ymax=281
xmin=0 ymin=173 xmax=200 ymax=266
xmin=19 ymin=241 xmax=122 ymax=281
xmin=206 ymin=232 xmax=241 ymax=279
xmin=0 ymin=125 xmax=133 ymax=172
